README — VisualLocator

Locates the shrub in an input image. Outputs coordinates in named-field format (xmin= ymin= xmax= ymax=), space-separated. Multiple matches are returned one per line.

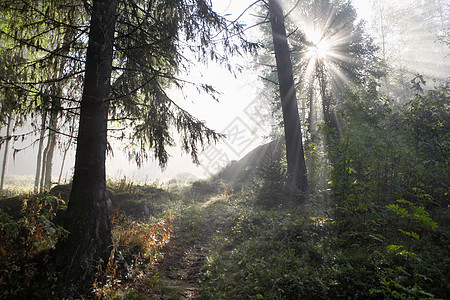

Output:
xmin=253 ymin=158 xmax=301 ymax=208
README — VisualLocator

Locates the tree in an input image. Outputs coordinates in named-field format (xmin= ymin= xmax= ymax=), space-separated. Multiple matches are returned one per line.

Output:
xmin=34 ymin=109 xmax=46 ymax=193
xmin=252 ymin=0 xmax=382 ymax=202
xmin=268 ymin=0 xmax=308 ymax=193
xmin=54 ymin=0 xmax=118 ymax=296
xmin=367 ymin=0 xmax=449 ymax=99
xmin=58 ymin=117 xmax=76 ymax=184
xmin=0 ymin=115 xmax=11 ymax=190
xmin=0 ymin=0 xmax=85 ymax=193
xmin=0 ymin=0 xmax=256 ymax=296
xmin=292 ymin=0 xmax=381 ymax=138
xmin=25 ymin=0 xmax=250 ymax=297
xmin=0 ymin=51 xmax=27 ymax=191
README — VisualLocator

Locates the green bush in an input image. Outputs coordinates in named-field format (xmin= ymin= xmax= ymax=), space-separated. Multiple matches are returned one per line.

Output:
xmin=0 ymin=193 xmax=68 ymax=299
xmin=253 ymin=158 xmax=301 ymax=208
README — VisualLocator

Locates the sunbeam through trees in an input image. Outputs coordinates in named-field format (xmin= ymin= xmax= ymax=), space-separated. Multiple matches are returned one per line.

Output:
xmin=0 ymin=0 xmax=448 ymax=298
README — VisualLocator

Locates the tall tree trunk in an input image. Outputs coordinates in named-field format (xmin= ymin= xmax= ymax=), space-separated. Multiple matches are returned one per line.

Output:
xmin=49 ymin=28 xmax=73 ymax=187
xmin=0 ymin=116 xmax=12 ymax=191
xmin=34 ymin=109 xmax=47 ymax=193
xmin=317 ymin=62 xmax=342 ymax=140
xmin=43 ymin=98 xmax=60 ymax=190
xmin=269 ymin=0 xmax=308 ymax=193
xmin=40 ymin=134 xmax=49 ymax=192
xmin=56 ymin=0 xmax=118 ymax=297
xmin=308 ymin=79 xmax=315 ymax=135
xmin=58 ymin=117 xmax=75 ymax=184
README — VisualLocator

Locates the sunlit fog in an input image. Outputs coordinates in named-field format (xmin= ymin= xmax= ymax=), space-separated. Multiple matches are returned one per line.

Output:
xmin=1 ymin=0 xmax=448 ymax=187
xmin=0 ymin=0 xmax=448 ymax=298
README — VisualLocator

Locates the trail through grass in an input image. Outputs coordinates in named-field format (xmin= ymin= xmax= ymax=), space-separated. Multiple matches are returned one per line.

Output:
xmin=152 ymin=195 xmax=226 ymax=299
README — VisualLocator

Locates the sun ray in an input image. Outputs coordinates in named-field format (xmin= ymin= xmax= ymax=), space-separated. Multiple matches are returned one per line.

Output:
xmin=286 ymin=0 xmax=366 ymax=91
xmin=304 ymin=55 xmax=318 ymax=81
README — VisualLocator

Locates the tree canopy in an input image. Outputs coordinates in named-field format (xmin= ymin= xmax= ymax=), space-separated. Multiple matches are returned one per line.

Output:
xmin=0 ymin=0 xmax=258 ymax=165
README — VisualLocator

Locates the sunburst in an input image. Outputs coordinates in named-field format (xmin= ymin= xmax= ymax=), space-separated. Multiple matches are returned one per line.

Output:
xmin=285 ymin=0 xmax=360 ymax=88
xmin=279 ymin=0 xmax=369 ymax=142
xmin=306 ymin=38 xmax=330 ymax=60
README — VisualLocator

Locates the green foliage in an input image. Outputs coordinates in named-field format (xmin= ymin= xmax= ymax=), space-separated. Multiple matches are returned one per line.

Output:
xmin=387 ymin=199 xmax=438 ymax=230
xmin=197 ymin=77 xmax=449 ymax=299
xmin=253 ymin=157 xmax=302 ymax=208
xmin=0 ymin=0 xmax=257 ymax=171
xmin=199 ymin=195 xmax=405 ymax=299
xmin=0 ymin=208 xmax=18 ymax=238
xmin=324 ymin=78 xmax=449 ymax=299
xmin=189 ymin=180 xmax=221 ymax=198
xmin=1 ymin=176 xmax=448 ymax=299
xmin=329 ymin=80 xmax=449 ymax=221
xmin=199 ymin=199 xmax=331 ymax=299
xmin=402 ymin=77 xmax=449 ymax=204
xmin=0 ymin=193 xmax=68 ymax=299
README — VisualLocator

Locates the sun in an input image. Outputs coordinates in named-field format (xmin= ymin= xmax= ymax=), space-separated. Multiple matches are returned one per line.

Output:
xmin=284 ymin=0 xmax=373 ymax=91
xmin=301 ymin=27 xmax=334 ymax=80
xmin=290 ymin=16 xmax=354 ymax=86
xmin=306 ymin=39 xmax=330 ymax=60
xmin=300 ymin=24 xmax=332 ymax=61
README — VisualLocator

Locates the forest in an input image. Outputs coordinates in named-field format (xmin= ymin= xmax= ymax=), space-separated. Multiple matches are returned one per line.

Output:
xmin=0 ymin=0 xmax=448 ymax=299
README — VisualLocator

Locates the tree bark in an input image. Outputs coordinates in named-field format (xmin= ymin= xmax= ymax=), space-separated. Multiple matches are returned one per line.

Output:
xmin=308 ymin=79 xmax=316 ymax=135
xmin=56 ymin=0 xmax=118 ymax=297
xmin=34 ymin=109 xmax=47 ymax=193
xmin=39 ymin=130 xmax=49 ymax=192
xmin=0 ymin=116 xmax=12 ymax=191
xmin=317 ymin=62 xmax=342 ymax=140
xmin=269 ymin=0 xmax=308 ymax=193
xmin=43 ymin=98 xmax=60 ymax=191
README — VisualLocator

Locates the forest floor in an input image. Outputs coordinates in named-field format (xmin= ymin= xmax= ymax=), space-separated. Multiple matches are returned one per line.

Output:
xmin=151 ymin=195 xmax=225 ymax=299
xmin=1 ymin=182 xmax=448 ymax=299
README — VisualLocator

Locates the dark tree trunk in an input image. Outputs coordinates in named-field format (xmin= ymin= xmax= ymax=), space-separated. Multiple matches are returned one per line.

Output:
xmin=56 ymin=0 xmax=118 ymax=297
xmin=269 ymin=0 xmax=308 ymax=193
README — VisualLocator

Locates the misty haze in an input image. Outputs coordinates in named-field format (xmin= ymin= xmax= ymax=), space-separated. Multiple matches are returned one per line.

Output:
xmin=0 ymin=0 xmax=448 ymax=299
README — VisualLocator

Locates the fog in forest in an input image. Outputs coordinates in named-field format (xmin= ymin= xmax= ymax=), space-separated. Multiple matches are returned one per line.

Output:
xmin=1 ymin=0 xmax=449 ymax=298
xmin=1 ymin=0 xmax=448 ymax=188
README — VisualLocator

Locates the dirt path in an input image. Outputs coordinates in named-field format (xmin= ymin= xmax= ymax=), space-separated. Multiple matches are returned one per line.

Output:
xmin=152 ymin=195 xmax=223 ymax=299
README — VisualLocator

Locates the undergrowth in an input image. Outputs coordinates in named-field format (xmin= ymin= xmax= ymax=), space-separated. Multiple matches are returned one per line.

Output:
xmin=0 ymin=181 xmax=182 ymax=299
xmin=197 ymin=192 xmax=448 ymax=299
xmin=0 ymin=174 xmax=448 ymax=299
xmin=198 ymin=196 xmax=336 ymax=300
xmin=0 ymin=193 xmax=67 ymax=299
xmin=92 ymin=213 xmax=174 ymax=299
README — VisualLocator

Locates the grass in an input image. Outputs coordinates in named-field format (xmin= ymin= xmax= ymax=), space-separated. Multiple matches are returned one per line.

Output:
xmin=196 ymin=192 xmax=449 ymax=299
xmin=198 ymin=196 xmax=335 ymax=299
xmin=1 ymin=175 xmax=35 ymax=195
xmin=0 ymin=178 xmax=448 ymax=299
